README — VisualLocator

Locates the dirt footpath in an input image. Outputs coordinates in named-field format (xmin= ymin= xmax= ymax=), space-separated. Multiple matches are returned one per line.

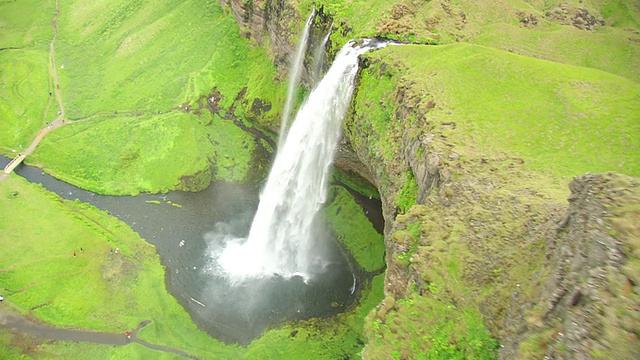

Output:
xmin=0 ymin=310 xmax=201 ymax=359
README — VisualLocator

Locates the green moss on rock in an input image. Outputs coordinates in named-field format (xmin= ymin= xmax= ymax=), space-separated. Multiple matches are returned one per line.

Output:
xmin=324 ymin=185 xmax=386 ymax=273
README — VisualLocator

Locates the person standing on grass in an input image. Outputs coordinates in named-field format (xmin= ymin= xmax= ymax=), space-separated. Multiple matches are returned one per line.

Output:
xmin=73 ymin=251 xmax=76 ymax=257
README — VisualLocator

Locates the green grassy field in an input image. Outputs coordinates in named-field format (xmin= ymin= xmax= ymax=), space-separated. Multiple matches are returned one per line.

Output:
xmin=0 ymin=0 xmax=57 ymax=153
xmin=37 ymin=341 xmax=187 ymax=359
xmin=28 ymin=111 xmax=255 ymax=195
xmin=309 ymin=0 xmax=640 ymax=80
xmin=0 ymin=48 xmax=52 ymax=153
xmin=0 ymin=175 xmax=227 ymax=358
xmin=471 ymin=22 xmax=640 ymax=81
xmin=55 ymin=0 xmax=283 ymax=121
xmin=0 ymin=0 xmax=54 ymax=48
xmin=44 ymin=0 xmax=285 ymax=191
xmin=358 ymin=43 xmax=640 ymax=180
xmin=1 ymin=0 xmax=286 ymax=193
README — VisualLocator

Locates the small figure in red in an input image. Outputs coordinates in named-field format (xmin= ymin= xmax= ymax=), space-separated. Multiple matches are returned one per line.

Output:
xmin=125 ymin=329 xmax=131 ymax=339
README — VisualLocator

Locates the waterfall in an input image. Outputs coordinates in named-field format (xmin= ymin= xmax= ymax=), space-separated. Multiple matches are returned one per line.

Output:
xmin=310 ymin=23 xmax=332 ymax=86
xmin=219 ymin=41 xmax=378 ymax=283
xmin=278 ymin=9 xmax=315 ymax=150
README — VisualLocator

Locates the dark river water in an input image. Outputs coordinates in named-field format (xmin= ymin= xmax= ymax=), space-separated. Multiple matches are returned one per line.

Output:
xmin=2 ymin=156 xmax=383 ymax=344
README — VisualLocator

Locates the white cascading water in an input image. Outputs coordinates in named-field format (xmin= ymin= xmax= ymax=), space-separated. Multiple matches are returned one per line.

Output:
xmin=219 ymin=41 xmax=376 ymax=283
xmin=278 ymin=9 xmax=315 ymax=150
xmin=310 ymin=23 xmax=332 ymax=86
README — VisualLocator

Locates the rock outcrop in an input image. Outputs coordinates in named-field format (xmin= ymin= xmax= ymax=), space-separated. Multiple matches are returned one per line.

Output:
xmin=219 ymin=0 xmax=333 ymax=82
xmin=545 ymin=3 xmax=605 ymax=31
xmin=220 ymin=0 xmax=297 ymax=77
xmin=501 ymin=173 xmax=640 ymax=359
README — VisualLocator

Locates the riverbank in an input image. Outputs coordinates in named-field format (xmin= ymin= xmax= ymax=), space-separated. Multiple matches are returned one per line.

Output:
xmin=0 ymin=174 xmax=226 ymax=358
xmin=1 ymin=154 xmax=385 ymax=344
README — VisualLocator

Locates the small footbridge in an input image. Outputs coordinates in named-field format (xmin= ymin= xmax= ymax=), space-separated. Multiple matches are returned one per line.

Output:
xmin=3 ymin=153 xmax=26 ymax=174
xmin=2 ymin=120 xmax=61 ymax=179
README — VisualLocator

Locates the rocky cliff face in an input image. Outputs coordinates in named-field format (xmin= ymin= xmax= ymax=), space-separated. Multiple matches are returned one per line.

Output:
xmin=219 ymin=0 xmax=333 ymax=82
xmin=345 ymin=54 xmax=640 ymax=358
xmin=501 ymin=173 xmax=640 ymax=359
xmin=222 ymin=2 xmax=640 ymax=358
xmin=219 ymin=0 xmax=295 ymax=77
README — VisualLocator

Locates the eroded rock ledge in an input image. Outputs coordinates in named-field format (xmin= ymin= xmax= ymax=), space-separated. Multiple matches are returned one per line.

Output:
xmin=501 ymin=173 xmax=640 ymax=359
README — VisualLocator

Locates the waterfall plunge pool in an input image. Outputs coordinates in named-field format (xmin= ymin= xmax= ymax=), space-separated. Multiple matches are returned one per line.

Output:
xmin=2 ymin=156 xmax=383 ymax=344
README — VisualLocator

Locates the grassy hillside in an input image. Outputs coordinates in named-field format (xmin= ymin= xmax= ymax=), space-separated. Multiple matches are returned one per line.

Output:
xmin=346 ymin=17 xmax=640 ymax=359
xmin=1 ymin=0 xmax=56 ymax=154
xmin=1 ymin=0 xmax=286 ymax=193
xmin=0 ymin=48 xmax=52 ymax=153
xmin=380 ymin=43 xmax=640 ymax=178
xmin=47 ymin=0 xmax=284 ymax=191
xmin=29 ymin=111 xmax=255 ymax=195
xmin=0 ymin=0 xmax=54 ymax=47
xmin=0 ymin=175 xmax=228 ymax=358
xmin=0 ymin=0 xmax=57 ymax=153
xmin=55 ymin=0 xmax=283 ymax=121
xmin=310 ymin=0 xmax=640 ymax=81
xmin=348 ymin=42 xmax=640 ymax=212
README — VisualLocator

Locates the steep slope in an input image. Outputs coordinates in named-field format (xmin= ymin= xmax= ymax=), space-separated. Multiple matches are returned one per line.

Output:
xmin=2 ymin=0 xmax=287 ymax=195
xmin=220 ymin=0 xmax=640 ymax=357
xmin=504 ymin=173 xmax=640 ymax=359
xmin=342 ymin=17 xmax=640 ymax=360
